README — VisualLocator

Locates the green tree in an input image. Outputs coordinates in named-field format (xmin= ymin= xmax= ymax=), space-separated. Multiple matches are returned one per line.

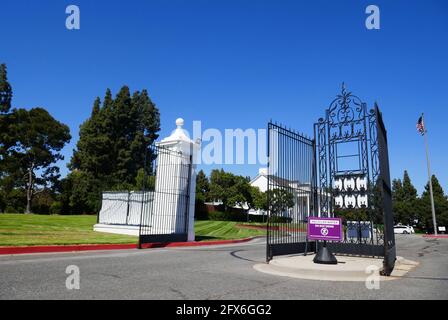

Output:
xmin=402 ymin=171 xmax=418 ymax=199
xmin=227 ymin=175 xmax=252 ymax=209
xmin=135 ymin=168 xmax=155 ymax=191
xmin=0 ymin=64 xmax=12 ymax=113
xmin=209 ymin=169 xmax=233 ymax=209
xmin=249 ymin=186 xmax=267 ymax=212
xmin=208 ymin=169 xmax=253 ymax=211
xmin=195 ymin=170 xmax=209 ymax=203
xmin=0 ymin=63 xmax=13 ymax=192
xmin=392 ymin=171 xmax=418 ymax=224
xmin=69 ymin=95 xmax=114 ymax=182
xmin=68 ymin=86 xmax=160 ymax=213
xmin=418 ymin=175 xmax=448 ymax=232
xmin=392 ymin=178 xmax=403 ymax=202
xmin=1 ymin=108 xmax=71 ymax=213
xmin=59 ymin=170 xmax=103 ymax=214
xmin=266 ymin=188 xmax=295 ymax=217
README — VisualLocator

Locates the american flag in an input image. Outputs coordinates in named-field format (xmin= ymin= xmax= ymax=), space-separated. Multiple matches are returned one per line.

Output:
xmin=416 ymin=116 xmax=425 ymax=135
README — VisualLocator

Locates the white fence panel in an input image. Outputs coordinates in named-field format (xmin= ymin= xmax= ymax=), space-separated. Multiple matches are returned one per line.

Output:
xmin=98 ymin=191 xmax=154 ymax=226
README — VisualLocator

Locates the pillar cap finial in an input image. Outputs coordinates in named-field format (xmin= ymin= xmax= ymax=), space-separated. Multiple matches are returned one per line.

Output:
xmin=176 ymin=118 xmax=184 ymax=128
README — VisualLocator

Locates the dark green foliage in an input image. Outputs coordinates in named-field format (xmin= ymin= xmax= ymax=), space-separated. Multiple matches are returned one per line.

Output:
xmin=0 ymin=64 xmax=12 ymax=113
xmin=49 ymin=201 xmax=63 ymax=215
xmin=194 ymin=199 xmax=209 ymax=220
xmin=390 ymin=171 xmax=448 ymax=232
xmin=135 ymin=168 xmax=155 ymax=191
xmin=205 ymin=211 xmax=291 ymax=223
xmin=208 ymin=169 xmax=255 ymax=210
xmin=334 ymin=207 xmax=370 ymax=222
xmin=418 ymin=175 xmax=448 ymax=231
xmin=266 ymin=188 xmax=294 ymax=215
xmin=392 ymin=170 xmax=419 ymax=225
xmin=268 ymin=216 xmax=293 ymax=223
xmin=250 ymin=186 xmax=267 ymax=211
xmin=194 ymin=169 xmax=294 ymax=222
xmin=1 ymin=188 xmax=25 ymax=213
xmin=0 ymin=107 xmax=71 ymax=213
xmin=66 ymin=86 xmax=160 ymax=214
xmin=31 ymin=189 xmax=55 ymax=214
xmin=195 ymin=170 xmax=209 ymax=203
xmin=194 ymin=170 xmax=210 ymax=219
xmin=207 ymin=210 xmax=247 ymax=222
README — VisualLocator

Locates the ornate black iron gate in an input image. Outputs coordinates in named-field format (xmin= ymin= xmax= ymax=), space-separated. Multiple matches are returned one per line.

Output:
xmin=266 ymin=122 xmax=316 ymax=261
xmin=138 ymin=145 xmax=192 ymax=247
xmin=267 ymin=84 xmax=396 ymax=275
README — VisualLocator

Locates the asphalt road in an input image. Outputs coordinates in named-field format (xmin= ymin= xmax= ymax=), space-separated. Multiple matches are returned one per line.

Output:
xmin=0 ymin=235 xmax=447 ymax=299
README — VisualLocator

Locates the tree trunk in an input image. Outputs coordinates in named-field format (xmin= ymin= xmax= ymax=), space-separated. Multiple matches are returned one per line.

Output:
xmin=25 ymin=164 xmax=34 ymax=214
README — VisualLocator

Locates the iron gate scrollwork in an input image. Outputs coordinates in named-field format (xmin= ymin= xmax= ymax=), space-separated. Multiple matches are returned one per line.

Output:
xmin=267 ymin=84 xmax=396 ymax=275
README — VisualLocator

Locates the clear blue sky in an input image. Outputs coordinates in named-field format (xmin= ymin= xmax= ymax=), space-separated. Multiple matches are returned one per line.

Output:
xmin=1 ymin=0 xmax=447 ymax=194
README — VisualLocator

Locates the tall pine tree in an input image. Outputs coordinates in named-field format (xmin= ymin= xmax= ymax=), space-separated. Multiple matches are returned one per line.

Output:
xmin=0 ymin=64 xmax=12 ymax=113
xmin=419 ymin=175 xmax=448 ymax=231
xmin=67 ymin=86 xmax=160 ymax=213
xmin=392 ymin=171 xmax=418 ymax=225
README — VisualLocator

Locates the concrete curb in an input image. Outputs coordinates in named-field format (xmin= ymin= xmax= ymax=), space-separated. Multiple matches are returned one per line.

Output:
xmin=0 ymin=236 xmax=258 ymax=255
xmin=254 ymin=254 xmax=419 ymax=282
xmin=422 ymin=234 xmax=448 ymax=239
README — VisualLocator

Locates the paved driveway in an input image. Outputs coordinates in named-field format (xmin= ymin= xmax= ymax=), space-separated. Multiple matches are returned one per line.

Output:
xmin=0 ymin=235 xmax=447 ymax=299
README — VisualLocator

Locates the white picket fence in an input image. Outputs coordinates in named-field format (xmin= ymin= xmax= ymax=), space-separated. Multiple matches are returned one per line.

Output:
xmin=98 ymin=191 xmax=154 ymax=226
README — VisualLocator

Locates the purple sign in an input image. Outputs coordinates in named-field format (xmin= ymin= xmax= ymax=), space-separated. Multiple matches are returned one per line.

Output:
xmin=307 ymin=217 xmax=343 ymax=241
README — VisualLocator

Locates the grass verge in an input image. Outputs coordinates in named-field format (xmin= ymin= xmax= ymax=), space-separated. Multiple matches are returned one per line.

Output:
xmin=0 ymin=214 xmax=266 ymax=246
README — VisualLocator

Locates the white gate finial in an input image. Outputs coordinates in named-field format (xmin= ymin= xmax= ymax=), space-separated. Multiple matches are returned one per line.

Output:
xmin=176 ymin=118 xmax=184 ymax=128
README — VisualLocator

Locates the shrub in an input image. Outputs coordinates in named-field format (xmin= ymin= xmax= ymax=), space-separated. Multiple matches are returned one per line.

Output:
xmin=31 ymin=190 xmax=55 ymax=214
xmin=268 ymin=216 xmax=293 ymax=223
xmin=194 ymin=200 xmax=209 ymax=220
xmin=208 ymin=210 xmax=247 ymax=222
xmin=5 ymin=206 xmax=23 ymax=213
xmin=50 ymin=201 xmax=63 ymax=215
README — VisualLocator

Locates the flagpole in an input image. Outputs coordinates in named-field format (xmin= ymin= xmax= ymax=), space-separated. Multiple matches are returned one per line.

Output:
xmin=422 ymin=113 xmax=438 ymax=235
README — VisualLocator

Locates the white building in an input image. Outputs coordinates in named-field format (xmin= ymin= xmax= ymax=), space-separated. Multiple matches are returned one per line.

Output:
xmin=249 ymin=168 xmax=316 ymax=222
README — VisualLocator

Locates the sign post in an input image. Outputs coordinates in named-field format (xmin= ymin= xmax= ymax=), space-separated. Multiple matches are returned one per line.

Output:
xmin=307 ymin=217 xmax=343 ymax=265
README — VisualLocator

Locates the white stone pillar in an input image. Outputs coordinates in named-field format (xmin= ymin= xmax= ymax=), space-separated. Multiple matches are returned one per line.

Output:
xmin=153 ymin=118 xmax=200 ymax=241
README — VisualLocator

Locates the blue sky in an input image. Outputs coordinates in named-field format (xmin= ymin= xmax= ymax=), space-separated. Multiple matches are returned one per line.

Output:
xmin=1 ymin=0 xmax=447 ymax=194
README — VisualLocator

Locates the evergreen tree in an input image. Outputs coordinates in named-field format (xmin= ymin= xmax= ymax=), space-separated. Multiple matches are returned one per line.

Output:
xmin=419 ymin=175 xmax=448 ymax=231
xmin=392 ymin=171 xmax=418 ymax=224
xmin=91 ymin=97 xmax=100 ymax=117
xmin=402 ymin=171 xmax=418 ymax=201
xmin=68 ymin=86 xmax=160 ymax=213
xmin=392 ymin=178 xmax=403 ymax=202
xmin=70 ymin=95 xmax=113 ymax=181
xmin=0 ymin=64 xmax=12 ymax=113
xmin=195 ymin=170 xmax=210 ymax=203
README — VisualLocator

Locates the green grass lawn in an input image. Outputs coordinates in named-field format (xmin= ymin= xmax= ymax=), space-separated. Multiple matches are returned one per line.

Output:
xmin=194 ymin=220 xmax=265 ymax=240
xmin=0 ymin=214 xmax=266 ymax=246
